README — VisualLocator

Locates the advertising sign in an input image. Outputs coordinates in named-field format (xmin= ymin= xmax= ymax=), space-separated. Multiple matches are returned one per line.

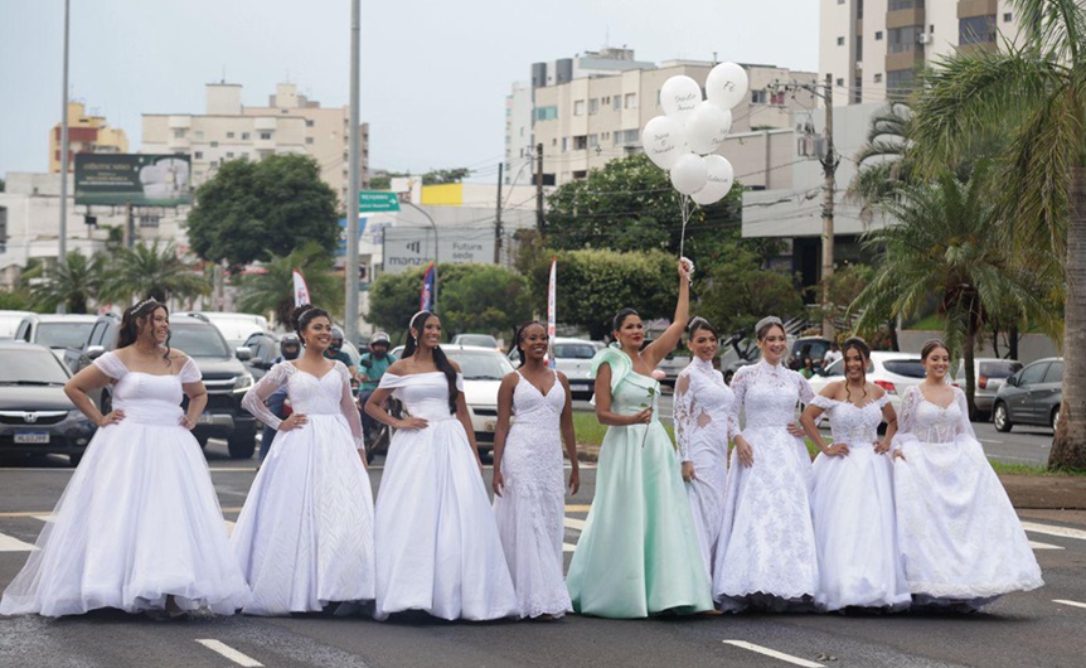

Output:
xmin=74 ymin=154 xmax=192 ymax=206
xmin=381 ymin=226 xmax=495 ymax=274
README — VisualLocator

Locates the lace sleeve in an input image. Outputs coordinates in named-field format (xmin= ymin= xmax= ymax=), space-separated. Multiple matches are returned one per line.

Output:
xmin=891 ymin=386 xmax=920 ymax=450
xmin=796 ymin=372 xmax=816 ymax=406
xmin=179 ymin=357 xmax=201 ymax=384
xmin=337 ymin=363 xmax=364 ymax=449
xmin=729 ymin=366 xmax=750 ymax=440
xmin=954 ymin=387 xmax=977 ymax=441
xmin=674 ymin=371 xmax=695 ymax=462
xmin=241 ymin=362 xmax=293 ymax=430
xmin=91 ymin=351 xmax=127 ymax=380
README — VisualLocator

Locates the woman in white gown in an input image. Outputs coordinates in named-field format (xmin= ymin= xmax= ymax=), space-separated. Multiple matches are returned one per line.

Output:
xmin=232 ymin=304 xmax=375 ymax=615
xmin=0 ymin=300 xmax=250 ymax=618
xmin=673 ymin=317 xmax=738 ymax=579
xmin=491 ymin=322 xmax=579 ymax=619
xmin=800 ymin=337 xmax=910 ymax=612
xmin=365 ymin=311 xmax=517 ymax=621
xmin=712 ymin=316 xmax=819 ymax=612
xmin=892 ymin=340 xmax=1043 ymax=610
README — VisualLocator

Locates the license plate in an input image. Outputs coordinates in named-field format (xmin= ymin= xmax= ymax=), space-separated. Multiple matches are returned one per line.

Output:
xmin=15 ymin=432 xmax=50 ymax=444
xmin=198 ymin=413 xmax=216 ymax=424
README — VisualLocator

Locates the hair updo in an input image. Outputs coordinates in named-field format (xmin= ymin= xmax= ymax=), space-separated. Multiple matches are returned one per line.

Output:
xmin=755 ymin=316 xmax=786 ymax=341
xmin=512 ymin=320 xmax=546 ymax=365
xmin=291 ymin=304 xmax=330 ymax=339
xmin=612 ymin=308 xmax=639 ymax=333
xmin=686 ymin=316 xmax=718 ymax=340
xmin=921 ymin=338 xmax=949 ymax=361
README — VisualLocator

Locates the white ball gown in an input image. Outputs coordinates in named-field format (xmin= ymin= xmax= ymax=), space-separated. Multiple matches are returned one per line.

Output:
xmin=232 ymin=361 xmax=375 ymax=615
xmin=492 ymin=370 xmax=573 ymax=619
xmin=373 ymin=371 xmax=517 ymax=621
xmin=891 ymin=385 xmax=1043 ymax=609
xmin=0 ymin=352 xmax=251 ymax=617
xmin=712 ymin=360 xmax=819 ymax=611
xmin=673 ymin=357 xmax=738 ymax=579
xmin=808 ymin=394 xmax=910 ymax=611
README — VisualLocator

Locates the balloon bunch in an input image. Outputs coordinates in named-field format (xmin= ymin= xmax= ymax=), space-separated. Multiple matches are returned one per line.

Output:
xmin=641 ymin=62 xmax=748 ymax=207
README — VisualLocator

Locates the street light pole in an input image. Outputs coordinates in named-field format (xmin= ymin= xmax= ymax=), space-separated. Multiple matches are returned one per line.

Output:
xmin=345 ymin=0 xmax=362 ymax=344
xmin=401 ymin=201 xmax=439 ymax=312
xmin=57 ymin=0 xmax=71 ymax=314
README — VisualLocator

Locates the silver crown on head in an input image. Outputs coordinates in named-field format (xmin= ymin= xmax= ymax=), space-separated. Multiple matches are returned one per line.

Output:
xmin=754 ymin=315 xmax=783 ymax=334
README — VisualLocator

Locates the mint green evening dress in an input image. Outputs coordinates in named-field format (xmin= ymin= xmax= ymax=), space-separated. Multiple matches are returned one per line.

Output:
xmin=565 ymin=348 xmax=713 ymax=618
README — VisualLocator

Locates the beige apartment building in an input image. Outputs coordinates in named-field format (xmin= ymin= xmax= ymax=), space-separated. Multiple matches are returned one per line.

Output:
xmin=49 ymin=101 xmax=129 ymax=173
xmin=820 ymin=0 xmax=1024 ymax=107
xmin=142 ymin=83 xmax=369 ymax=206
xmin=513 ymin=52 xmax=817 ymax=187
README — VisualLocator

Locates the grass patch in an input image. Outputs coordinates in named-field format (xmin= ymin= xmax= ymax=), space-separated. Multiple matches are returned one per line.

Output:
xmin=909 ymin=314 xmax=946 ymax=331
xmin=572 ymin=411 xmax=674 ymax=447
xmin=988 ymin=459 xmax=1086 ymax=476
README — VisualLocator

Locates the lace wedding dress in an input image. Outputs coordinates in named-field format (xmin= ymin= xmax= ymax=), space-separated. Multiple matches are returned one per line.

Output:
xmin=492 ymin=370 xmax=573 ymax=619
xmin=892 ymin=385 xmax=1043 ymax=609
xmin=808 ymin=394 xmax=910 ymax=611
xmin=232 ymin=361 xmax=375 ymax=615
xmin=712 ymin=359 xmax=819 ymax=612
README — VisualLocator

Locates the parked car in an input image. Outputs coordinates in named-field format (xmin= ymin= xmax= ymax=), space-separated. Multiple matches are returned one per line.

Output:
xmin=0 ymin=310 xmax=34 ymax=339
xmin=953 ymin=358 xmax=1023 ymax=419
xmin=13 ymin=313 xmax=100 ymax=371
xmin=992 ymin=357 xmax=1063 ymax=433
xmin=73 ymin=313 xmax=258 ymax=458
xmin=0 ymin=341 xmax=97 ymax=466
xmin=175 ymin=311 xmax=269 ymax=348
xmin=791 ymin=336 xmax=834 ymax=371
xmin=809 ymin=351 xmax=930 ymax=413
xmin=638 ymin=339 xmax=689 ymax=388
xmin=441 ymin=345 xmax=513 ymax=453
xmin=451 ymin=333 xmax=501 ymax=351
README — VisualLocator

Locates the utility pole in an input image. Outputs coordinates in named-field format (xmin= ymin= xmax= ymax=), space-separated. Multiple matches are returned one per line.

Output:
xmin=535 ymin=143 xmax=545 ymax=234
xmin=770 ymin=74 xmax=839 ymax=339
xmin=57 ymin=0 xmax=71 ymax=314
xmin=494 ymin=163 xmax=503 ymax=264
xmin=345 ymin=0 xmax=362 ymax=344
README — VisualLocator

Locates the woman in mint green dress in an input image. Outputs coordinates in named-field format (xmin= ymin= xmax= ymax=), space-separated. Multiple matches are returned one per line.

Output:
xmin=566 ymin=260 xmax=712 ymax=618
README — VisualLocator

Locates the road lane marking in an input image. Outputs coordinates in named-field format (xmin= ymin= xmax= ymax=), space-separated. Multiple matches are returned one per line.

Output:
xmin=564 ymin=504 xmax=592 ymax=512
xmin=563 ymin=543 xmax=577 ymax=553
xmin=0 ymin=532 xmax=36 ymax=552
xmin=723 ymin=641 xmax=824 ymax=667
xmin=979 ymin=439 xmax=1004 ymax=444
xmin=564 ymin=517 xmax=587 ymax=531
xmin=223 ymin=520 xmax=236 ymax=537
xmin=1054 ymin=599 xmax=1086 ymax=610
xmin=1029 ymin=541 xmax=1064 ymax=550
xmin=195 ymin=639 xmax=263 ymax=667
xmin=1022 ymin=522 xmax=1086 ymax=541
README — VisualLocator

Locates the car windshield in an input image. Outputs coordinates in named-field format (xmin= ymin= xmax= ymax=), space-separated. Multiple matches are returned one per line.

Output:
xmin=980 ymin=361 xmax=1023 ymax=379
xmin=445 ymin=350 xmax=513 ymax=380
xmin=457 ymin=335 xmax=498 ymax=348
xmin=35 ymin=322 xmax=95 ymax=349
xmin=170 ymin=324 xmax=231 ymax=357
xmin=0 ymin=348 xmax=70 ymax=384
xmin=882 ymin=359 xmax=926 ymax=378
xmin=553 ymin=343 xmax=596 ymax=359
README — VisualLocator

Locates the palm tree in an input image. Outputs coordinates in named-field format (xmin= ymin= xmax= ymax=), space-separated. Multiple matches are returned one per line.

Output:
xmin=847 ymin=101 xmax=916 ymax=218
xmin=28 ymin=250 xmax=106 ymax=314
xmin=906 ymin=0 xmax=1086 ymax=468
xmin=237 ymin=242 xmax=344 ymax=328
xmin=850 ymin=167 xmax=1057 ymax=418
xmin=102 ymin=241 xmax=211 ymax=305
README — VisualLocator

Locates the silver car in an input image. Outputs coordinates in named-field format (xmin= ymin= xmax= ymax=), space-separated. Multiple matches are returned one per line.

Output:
xmin=953 ymin=358 xmax=1022 ymax=419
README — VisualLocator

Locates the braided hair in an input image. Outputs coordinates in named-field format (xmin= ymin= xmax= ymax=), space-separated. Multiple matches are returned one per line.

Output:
xmin=403 ymin=311 xmax=458 ymax=414
xmin=116 ymin=299 xmax=171 ymax=364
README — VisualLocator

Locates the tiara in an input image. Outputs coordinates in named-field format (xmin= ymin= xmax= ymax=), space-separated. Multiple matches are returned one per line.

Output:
xmin=754 ymin=316 xmax=783 ymax=333
xmin=132 ymin=298 xmax=157 ymax=313
xmin=687 ymin=316 xmax=710 ymax=331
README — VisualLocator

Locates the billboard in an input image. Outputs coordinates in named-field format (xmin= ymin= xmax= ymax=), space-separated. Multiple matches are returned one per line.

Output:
xmin=381 ymin=226 xmax=495 ymax=274
xmin=74 ymin=154 xmax=193 ymax=206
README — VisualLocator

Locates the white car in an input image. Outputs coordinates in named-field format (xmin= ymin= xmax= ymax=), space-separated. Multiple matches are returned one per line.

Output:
xmin=176 ymin=311 xmax=269 ymax=348
xmin=808 ymin=351 xmax=930 ymax=413
xmin=438 ymin=345 xmax=514 ymax=451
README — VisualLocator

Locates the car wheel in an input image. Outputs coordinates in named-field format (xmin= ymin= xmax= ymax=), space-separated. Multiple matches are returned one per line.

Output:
xmin=993 ymin=403 xmax=1013 ymax=433
xmin=1052 ymin=407 xmax=1061 ymax=432
xmin=68 ymin=453 xmax=83 ymax=467
xmin=228 ymin=429 xmax=257 ymax=459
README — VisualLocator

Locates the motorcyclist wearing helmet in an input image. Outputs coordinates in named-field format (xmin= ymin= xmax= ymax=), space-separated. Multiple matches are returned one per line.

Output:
xmin=357 ymin=332 xmax=397 ymax=444
xmin=324 ymin=327 xmax=355 ymax=376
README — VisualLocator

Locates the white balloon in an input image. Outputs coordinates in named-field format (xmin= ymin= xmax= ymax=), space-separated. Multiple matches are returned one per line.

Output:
xmin=659 ymin=75 xmax=703 ymax=122
xmin=685 ymin=101 xmax=733 ymax=155
xmin=669 ymin=154 xmax=708 ymax=195
xmin=706 ymin=62 xmax=749 ymax=110
xmin=641 ymin=116 xmax=687 ymax=170
xmin=690 ymin=155 xmax=735 ymax=205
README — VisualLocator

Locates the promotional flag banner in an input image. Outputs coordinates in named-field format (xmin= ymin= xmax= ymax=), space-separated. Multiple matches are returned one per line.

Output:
xmin=547 ymin=257 xmax=557 ymax=368
xmin=420 ymin=262 xmax=435 ymax=312
xmin=292 ymin=269 xmax=311 ymax=307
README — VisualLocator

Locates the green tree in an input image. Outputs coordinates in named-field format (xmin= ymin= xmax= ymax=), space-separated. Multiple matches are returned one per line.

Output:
xmin=906 ymin=0 xmax=1086 ymax=468
xmin=28 ymin=250 xmax=105 ymax=314
xmin=423 ymin=168 xmax=471 ymax=185
xmin=237 ymin=242 xmax=344 ymax=329
xmin=695 ymin=246 xmax=806 ymax=349
xmin=524 ymin=248 xmax=678 ymax=340
xmin=101 ymin=241 xmax=210 ymax=305
xmin=187 ymin=154 xmax=339 ymax=270
xmin=543 ymin=153 xmax=748 ymax=268
xmin=847 ymin=102 xmax=916 ymax=218
xmin=0 ymin=288 xmax=33 ymax=311
xmin=850 ymin=168 xmax=1056 ymax=418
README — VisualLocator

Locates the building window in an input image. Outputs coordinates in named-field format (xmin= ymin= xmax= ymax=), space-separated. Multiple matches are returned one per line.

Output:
xmin=306 ymin=137 xmax=314 ymax=145
xmin=875 ymin=31 xmax=883 ymax=40
xmin=0 ymin=206 xmax=7 ymax=254
xmin=572 ymin=170 xmax=588 ymax=180
xmin=853 ymin=77 xmax=862 ymax=103
xmin=589 ymin=134 xmax=598 ymax=147
xmin=562 ymin=137 xmax=568 ymax=152
xmin=837 ymin=36 xmax=845 ymax=46
xmin=195 ymin=131 xmax=204 ymax=139
xmin=242 ymin=132 xmax=250 ymax=140
xmin=888 ymin=25 xmax=921 ymax=53
xmin=751 ymin=90 xmax=768 ymax=104
xmin=888 ymin=0 xmax=920 ymax=9
xmin=960 ymin=15 xmax=997 ymax=44
xmin=172 ymin=129 xmax=186 ymax=139
xmin=624 ymin=93 xmax=637 ymax=109
xmin=623 ymin=129 xmax=639 ymax=144
xmin=194 ymin=151 xmax=203 ymax=159
xmin=602 ymin=96 xmax=610 ymax=105
xmin=210 ymin=141 xmax=219 ymax=147
xmin=306 ymin=119 xmax=315 ymax=127
xmin=138 ymin=214 xmax=160 ymax=228
xmin=534 ymin=106 xmax=558 ymax=121
xmin=573 ymin=135 xmax=587 ymax=150
xmin=886 ymin=69 xmax=915 ymax=98
xmin=613 ymin=96 xmax=622 ymax=110
xmin=874 ymin=73 xmax=883 ymax=83
xmin=226 ymin=152 xmax=234 ymax=158
xmin=589 ymin=98 xmax=599 ymax=115
xmin=1004 ymin=12 xmax=1013 ymax=22
xmin=574 ymin=100 xmax=585 ymax=116
xmin=260 ymin=132 xmax=272 ymax=140
xmin=226 ymin=132 xmax=235 ymax=139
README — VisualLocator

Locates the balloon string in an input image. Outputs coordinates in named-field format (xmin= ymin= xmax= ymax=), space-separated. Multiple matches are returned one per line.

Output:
xmin=679 ymin=195 xmax=691 ymax=260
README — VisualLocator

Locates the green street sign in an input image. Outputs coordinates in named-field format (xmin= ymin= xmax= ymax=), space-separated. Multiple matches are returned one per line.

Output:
xmin=359 ymin=191 xmax=401 ymax=212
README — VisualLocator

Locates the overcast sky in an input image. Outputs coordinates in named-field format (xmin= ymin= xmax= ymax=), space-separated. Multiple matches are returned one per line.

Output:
xmin=0 ymin=0 xmax=819 ymax=182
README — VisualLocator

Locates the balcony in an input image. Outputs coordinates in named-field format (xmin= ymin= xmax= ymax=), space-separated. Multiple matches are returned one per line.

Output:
xmin=253 ymin=117 xmax=277 ymax=132
xmin=167 ymin=115 xmax=191 ymax=130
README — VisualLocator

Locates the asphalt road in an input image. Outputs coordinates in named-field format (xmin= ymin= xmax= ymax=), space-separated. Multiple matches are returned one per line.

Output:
xmin=2 ymin=438 xmax=1085 ymax=668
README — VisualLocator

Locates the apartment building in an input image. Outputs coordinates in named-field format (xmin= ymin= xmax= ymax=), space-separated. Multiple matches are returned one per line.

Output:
xmin=820 ymin=0 xmax=1023 ymax=107
xmin=142 ymin=83 xmax=369 ymax=206
xmin=49 ymin=101 xmax=129 ymax=173
xmin=506 ymin=48 xmax=818 ymax=187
